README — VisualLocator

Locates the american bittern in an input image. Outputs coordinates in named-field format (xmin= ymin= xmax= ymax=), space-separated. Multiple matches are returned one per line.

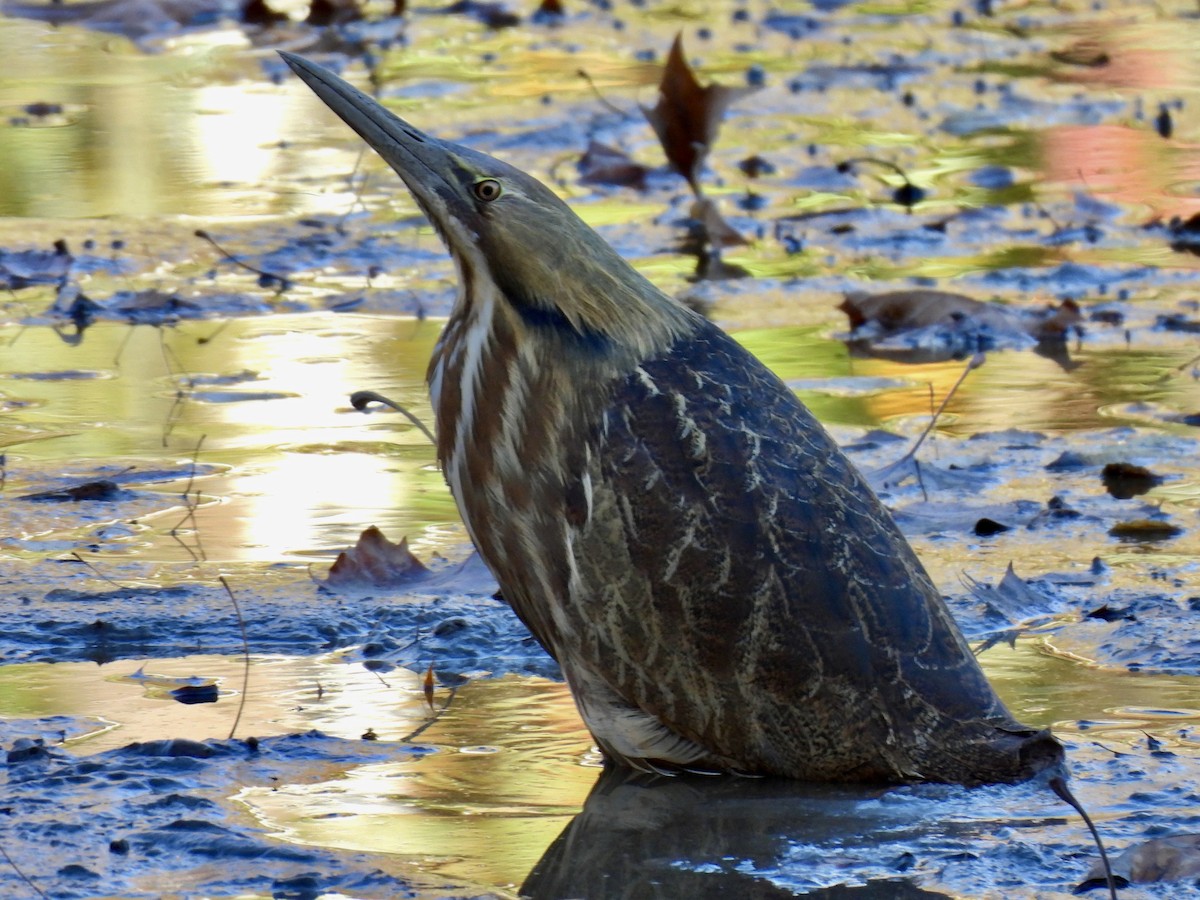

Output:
xmin=283 ymin=53 xmax=1062 ymax=784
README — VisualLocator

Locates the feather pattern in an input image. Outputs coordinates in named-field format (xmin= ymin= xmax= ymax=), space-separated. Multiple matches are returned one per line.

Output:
xmin=557 ymin=320 xmax=1059 ymax=781
xmin=278 ymin=52 xmax=1062 ymax=784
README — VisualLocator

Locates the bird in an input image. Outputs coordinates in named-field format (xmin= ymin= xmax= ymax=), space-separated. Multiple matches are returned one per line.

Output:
xmin=282 ymin=52 xmax=1064 ymax=785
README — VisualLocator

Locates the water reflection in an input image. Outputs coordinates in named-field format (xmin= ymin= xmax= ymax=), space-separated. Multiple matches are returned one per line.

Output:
xmin=523 ymin=767 xmax=951 ymax=900
xmin=3 ymin=646 xmax=1200 ymax=896
xmin=3 ymin=315 xmax=1200 ymax=564
xmin=0 ymin=315 xmax=453 ymax=561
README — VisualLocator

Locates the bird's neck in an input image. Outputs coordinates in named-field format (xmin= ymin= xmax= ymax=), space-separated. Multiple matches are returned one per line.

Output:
xmin=426 ymin=272 xmax=698 ymax=579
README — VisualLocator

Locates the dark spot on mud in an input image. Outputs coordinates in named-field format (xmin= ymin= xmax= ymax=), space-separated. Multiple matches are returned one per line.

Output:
xmin=1101 ymin=462 xmax=1162 ymax=499
xmin=20 ymin=480 xmax=131 ymax=502
xmin=1108 ymin=519 xmax=1183 ymax=542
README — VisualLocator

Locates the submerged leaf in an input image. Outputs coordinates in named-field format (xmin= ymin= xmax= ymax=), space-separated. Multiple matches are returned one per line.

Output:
xmin=839 ymin=289 xmax=1083 ymax=362
xmin=1077 ymin=834 xmax=1200 ymax=891
xmin=840 ymin=289 xmax=1018 ymax=333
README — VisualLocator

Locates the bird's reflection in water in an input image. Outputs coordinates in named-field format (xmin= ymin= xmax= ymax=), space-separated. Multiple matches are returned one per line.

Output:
xmin=521 ymin=766 xmax=952 ymax=899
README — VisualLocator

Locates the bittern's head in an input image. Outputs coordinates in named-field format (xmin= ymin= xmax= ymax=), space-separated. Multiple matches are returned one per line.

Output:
xmin=281 ymin=53 xmax=695 ymax=358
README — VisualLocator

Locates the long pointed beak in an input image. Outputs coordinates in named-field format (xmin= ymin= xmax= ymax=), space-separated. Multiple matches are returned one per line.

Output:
xmin=279 ymin=51 xmax=473 ymax=229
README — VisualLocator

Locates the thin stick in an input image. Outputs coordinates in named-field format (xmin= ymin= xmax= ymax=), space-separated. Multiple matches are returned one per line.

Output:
xmin=0 ymin=845 xmax=48 ymax=900
xmin=1169 ymin=351 xmax=1200 ymax=375
xmin=902 ymin=352 xmax=985 ymax=464
xmin=159 ymin=331 xmax=194 ymax=448
xmin=70 ymin=551 xmax=125 ymax=589
xmin=195 ymin=230 xmax=290 ymax=291
xmin=169 ymin=435 xmax=208 ymax=562
xmin=837 ymin=155 xmax=912 ymax=182
xmin=112 ymin=324 xmax=137 ymax=367
xmin=577 ymin=68 xmax=635 ymax=118
xmin=219 ymin=576 xmax=251 ymax=740
xmin=350 ymin=390 xmax=437 ymax=447
xmin=871 ymin=353 xmax=984 ymax=490
xmin=336 ymin=147 xmax=370 ymax=235
xmin=170 ymin=435 xmax=206 ymax=534
xmin=196 ymin=319 xmax=232 ymax=345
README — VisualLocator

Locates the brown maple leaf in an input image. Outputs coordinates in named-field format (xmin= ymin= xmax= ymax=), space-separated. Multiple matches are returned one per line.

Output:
xmin=327 ymin=525 xmax=429 ymax=588
xmin=641 ymin=33 xmax=756 ymax=195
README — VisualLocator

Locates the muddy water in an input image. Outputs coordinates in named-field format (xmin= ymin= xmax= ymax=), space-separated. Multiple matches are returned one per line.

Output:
xmin=3 ymin=0 xmax=1200 ymax=897
xmin=3 ymin=314 xmax=1198 ymax=564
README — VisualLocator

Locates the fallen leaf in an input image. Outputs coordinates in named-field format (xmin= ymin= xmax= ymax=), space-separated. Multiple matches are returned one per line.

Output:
xmin=641 ymin=33 xmax=756 ymax=193
xmin=973 ymin=517 xmax=1010 ymax=537
xmin=891 ymin=181 xmax=926 ymax=209
xmin=171 ymin=684 xmax=220 ymax=704
xmin=578 ymin=141 xmax=648 ymax=190
xmin=1085 ymin=603 xmax=1135 ymax=623
xmin=840 ymin=289 xmax=1018 ymax=332
xmin=1077 ymin=834 xmax=1200 ymax=891
xmin=1157 ymin=313 xmax=1200 ymax=333
xmin=20 ymin=479 xmax=128 ymax=502
xmin=1156 ymin=105 xmax=1173 ymax=140
xmin=839 ymin=290 xmax=1083 ymax=355
xmin=966 ymin=562 xmax=1057 ymax=623
xmin=1101 ymin=462 xmax=1161 ymax=499
xmin=327 ymin=525 xmax=429 ymax=588
xmin=1108 ymin=519 xmax=1182 ymax=542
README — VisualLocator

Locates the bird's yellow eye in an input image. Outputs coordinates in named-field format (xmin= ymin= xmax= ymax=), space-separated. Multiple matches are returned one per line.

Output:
xmin=473 ymin=178 xmax=503 ymax=202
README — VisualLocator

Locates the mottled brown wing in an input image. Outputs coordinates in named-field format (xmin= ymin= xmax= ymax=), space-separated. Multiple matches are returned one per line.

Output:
xmin=567 ymin=320 xmax=1052 ymax=782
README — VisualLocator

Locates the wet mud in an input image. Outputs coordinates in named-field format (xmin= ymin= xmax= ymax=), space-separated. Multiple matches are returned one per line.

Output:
xmin=3 ymin=0 xmax=1200 ymax=897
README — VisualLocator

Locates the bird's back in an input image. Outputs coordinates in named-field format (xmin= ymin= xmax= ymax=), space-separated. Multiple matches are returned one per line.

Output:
xmin=555 ymin=318 xmax=1060 ymax=783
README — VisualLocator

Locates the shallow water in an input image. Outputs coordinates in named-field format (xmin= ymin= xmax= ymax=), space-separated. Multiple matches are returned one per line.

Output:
xmin=4 ymin=0 xmax=1200 ymax=897
xmin=4 ymin=643 xmax=1200 ymax=897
